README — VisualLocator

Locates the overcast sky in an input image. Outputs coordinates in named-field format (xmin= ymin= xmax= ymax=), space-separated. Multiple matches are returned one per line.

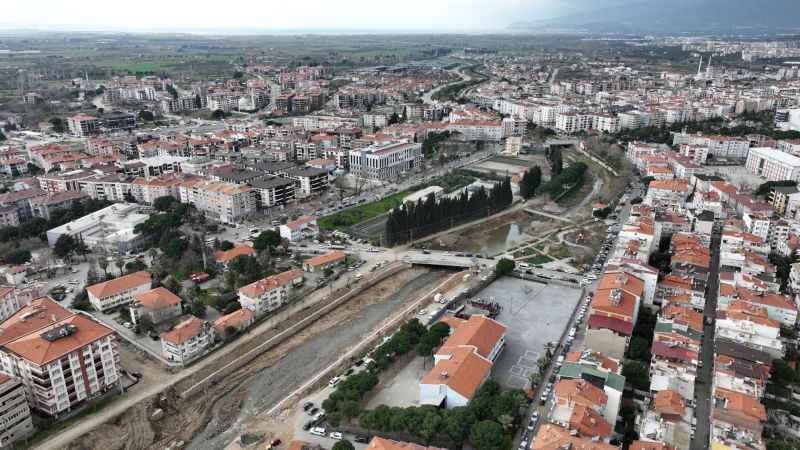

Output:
xmin=4 ymin=0 xmax=613 ymax=32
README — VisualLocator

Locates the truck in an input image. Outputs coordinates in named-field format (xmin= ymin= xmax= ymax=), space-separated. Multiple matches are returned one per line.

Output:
xmin=190 ymin=272 xmax=210 ymax=283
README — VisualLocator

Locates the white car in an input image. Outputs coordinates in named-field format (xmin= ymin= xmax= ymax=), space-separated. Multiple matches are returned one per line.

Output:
xmin=329 ymin=432 xmax=343 ymax=440
xmin=310 ymin=427 xmax=327 ymax=437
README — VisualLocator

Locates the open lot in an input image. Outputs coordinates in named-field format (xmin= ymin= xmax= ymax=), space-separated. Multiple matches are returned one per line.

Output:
xmin=476 ymin=277 xmax=583 ymax=389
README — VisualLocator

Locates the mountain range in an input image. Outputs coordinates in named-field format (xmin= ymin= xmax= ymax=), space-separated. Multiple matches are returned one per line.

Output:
xmin=509 ymin=0 xmax=800 ymax=34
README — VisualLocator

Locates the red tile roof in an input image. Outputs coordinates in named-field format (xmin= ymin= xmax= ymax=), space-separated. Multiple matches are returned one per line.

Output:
xmin=421 ymin=346 xmax=492 ymax=401
xmin=0 ymin=297 xmax=113 ymax=365
xmin=160 ymin=317 xmax=208 ymax=345
xmin=86 ymin=271 xmax=151 ymax=299
xmin=587 ymin=314 xmax=634 ymax=336
xmin=437 ymin=315 xmax=506 ymax=360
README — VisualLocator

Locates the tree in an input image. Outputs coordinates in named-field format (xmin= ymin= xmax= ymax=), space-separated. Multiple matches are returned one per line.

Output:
xmin=153 ymin=195 xmax=177 ymax=211
xmin=497 ymin=414 xmax=514 ymax=431
xmin=495 ymin=258 xmax=516 ymax=277
xmin=332 ymin=440 xmax=354 ymax=450
xmin=232 ymin=71 xmax=245 ymax=79
xmin=219 ymin=241 xmax=234 ymax=251
xmin=166 ymin=84 xmax=178 ymax=99
xmin=125 ymin=260 xmax=147 ymax=274
xmin=190 ymin=301 xmax=206 ymax=318
xmin=4 ymin=249 xmax=31 ymax=265
xmin=49 ymin=117 xmax=66 ymax=133
xmin=622 ymin=361 xmax=650 ymax=391
xmin=138 ymin=110 xmax=155 ymax=122
xmin=469 ymin=420 xmax=508 ymax=450
xmin=528 ymin=372 xmax=542 ymax=389
xmin=54 ymin=235 xmax=78 ymax=261
xmin=0 ymin=129 xmax=6 ymax=142
xmin=627 ymin=336 xmax=651 ymax=361
xmin=444 ymin=407 xmax=475 ymax=444
xmin=253 ymin=230 xmax=281 ymax=251
xmin=97 ymin=257 xmax=108 ymax=278
xmin=211 ymin=109 xmax=226 ymax=120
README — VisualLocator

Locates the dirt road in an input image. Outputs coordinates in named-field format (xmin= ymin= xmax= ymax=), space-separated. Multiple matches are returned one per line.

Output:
xmin=64 ymin=268 xmax=449 ymax=450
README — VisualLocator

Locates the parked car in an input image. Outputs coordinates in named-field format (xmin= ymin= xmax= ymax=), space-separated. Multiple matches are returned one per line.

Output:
xmin=310 ymin=427 xmax=327 ymax=437
xmin=329 ymin=432 xmax=343 ymax=440
xmin=303 ymin=402 xmax=314 ymax=411
xmin=354 ymin=435 xmax=370 ymax=443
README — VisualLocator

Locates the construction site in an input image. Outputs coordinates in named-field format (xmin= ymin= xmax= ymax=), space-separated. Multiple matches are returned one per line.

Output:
xmin=47 ymin=263 xmax=481 ymax=450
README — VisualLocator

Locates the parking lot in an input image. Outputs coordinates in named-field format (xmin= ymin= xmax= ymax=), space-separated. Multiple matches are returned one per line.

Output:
xmin=474 ymin=277 xmax=583 ymax=390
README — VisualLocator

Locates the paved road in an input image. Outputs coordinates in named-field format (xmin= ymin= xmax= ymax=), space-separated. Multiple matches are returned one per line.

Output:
xmin=31 ymin=257 xmax=396 ymax=450
xmin=690 ymin=230 xmax=721 ymax=450
xmin=188 ymin=270 xmax=450 ymax=449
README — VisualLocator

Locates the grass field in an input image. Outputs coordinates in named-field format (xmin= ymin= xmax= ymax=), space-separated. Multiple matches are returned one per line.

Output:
xmin=318 ymin=191 xmax=410 ymax=232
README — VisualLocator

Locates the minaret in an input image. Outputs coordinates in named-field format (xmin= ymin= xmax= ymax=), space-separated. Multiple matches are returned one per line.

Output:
xmin=697 ymin=56 xmax=703 ymax=77
xmin=706 ymin=55 xmax=713 ymax=77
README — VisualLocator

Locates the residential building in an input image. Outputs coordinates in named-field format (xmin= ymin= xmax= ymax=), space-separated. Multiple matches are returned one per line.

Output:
xmin=532 ymin=424 xmax=619 ymax=450
xmin=0 ymin=374 xmax=34 ymax=447
xmin=213 ymin=308 xmax=254 ymax=340
xmin=302 ymin=251 xmax=347 ymax=273
xmin=67 ymin=115 xmax=100 ymax=137
xmin=214 ymin=245 xmax=257 ymax=268
xmin=279 ymin=216 xmax=318 ymax=242
xmin=159 ymin=317 xmax=214 ymax=364
xmin=178 ymin=179 xmax=257 ymax=225
xmin=585 ymin=271 xmax=643 ymax=359
xmin=0 ymin=298 xmax=119 ymax=417
xmin=86 ymin=271 xmax=152 ymax=312
xmin=238 ymin=269 xmax=304 ymax=317
xmin=250 ymin=177 xmax=296 ymax=208
xmin=129 ymin=287 xmax=183 ymax=327
xmin=366 ymin=437 xmax=447 ymax=450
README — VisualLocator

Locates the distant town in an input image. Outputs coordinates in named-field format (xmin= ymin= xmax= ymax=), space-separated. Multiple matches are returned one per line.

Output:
xmin=0 ymin=27 xmax=798 ymax=450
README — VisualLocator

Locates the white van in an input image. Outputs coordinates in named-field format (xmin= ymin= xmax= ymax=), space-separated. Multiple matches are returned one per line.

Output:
xmin=310 ymin=427 xmax=327 ymax=437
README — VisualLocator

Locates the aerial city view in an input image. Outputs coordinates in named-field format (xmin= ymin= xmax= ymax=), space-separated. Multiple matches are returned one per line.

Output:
xmin=2 ymin=0 xmax=800 ymax=449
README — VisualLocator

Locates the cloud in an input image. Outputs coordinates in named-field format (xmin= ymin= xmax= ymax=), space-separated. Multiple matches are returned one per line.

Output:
xmin=4 ymin=0 xmax=571 ymax=31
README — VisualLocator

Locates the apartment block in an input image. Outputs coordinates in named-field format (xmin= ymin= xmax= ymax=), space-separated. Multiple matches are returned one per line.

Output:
xmin=86 ymin=271 xmax=153 ymax=312
xmin=0 ymin=298 xmax=119 ymax=417
xmin=238 ymin=269 xmax=304 ymax=317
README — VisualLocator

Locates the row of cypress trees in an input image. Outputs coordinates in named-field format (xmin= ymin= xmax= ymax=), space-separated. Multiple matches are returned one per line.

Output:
xmin=384 ymin=177 xmax=513 ymax=246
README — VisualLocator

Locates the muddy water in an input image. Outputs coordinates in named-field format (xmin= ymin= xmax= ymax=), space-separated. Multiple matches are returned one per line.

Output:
xmin=463 ymin=222 xmax=528 ymax=255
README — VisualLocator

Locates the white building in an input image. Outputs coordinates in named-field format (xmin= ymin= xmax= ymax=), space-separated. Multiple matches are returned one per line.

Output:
xmin=160 ymin=317 xmax=214 ymax=364
xmin=86 ymin=271 xmax=152 ymax=312
xmin=45 ymin=203 xmax=149 ymax=254
xmin=348 ymin=141 xmax=422 ymax=181
xmin=745 ymin=147 xmax=800 ymax=182
xmin=238 ymin=269 xmax=304 ymax=317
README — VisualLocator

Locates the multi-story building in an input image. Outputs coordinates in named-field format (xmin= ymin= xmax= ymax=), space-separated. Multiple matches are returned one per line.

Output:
xmin=238 ymin=269 xmax=304 ymax=317
xmin=250 ymin=177 xmax=296 ymax=208
xmin=745 ymin=147 xmax=800 ymax=182
xmin=85 ymin=271 xmax=153 ymax=312
xmin=67 ymin=115 xmax=100 ymax=137
xmin=178 ymin=179 xmax=257 ymax=225
xmin=129 ymin=287 xmax=183 ymax=327
xmin=585 ymin=271 xmax=643 ymax=360
xmin=349 ymin=141 xmax=422 ymax=181
xmin=0 ymin=374 xmax=34 ymax=447
xmin=284 ymin=167 xmax=329 ymax=198
xmin=159 ymin=317 xmax=214 ymax=364
xmin=0 ymin=298 xmax=119 ymax=417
